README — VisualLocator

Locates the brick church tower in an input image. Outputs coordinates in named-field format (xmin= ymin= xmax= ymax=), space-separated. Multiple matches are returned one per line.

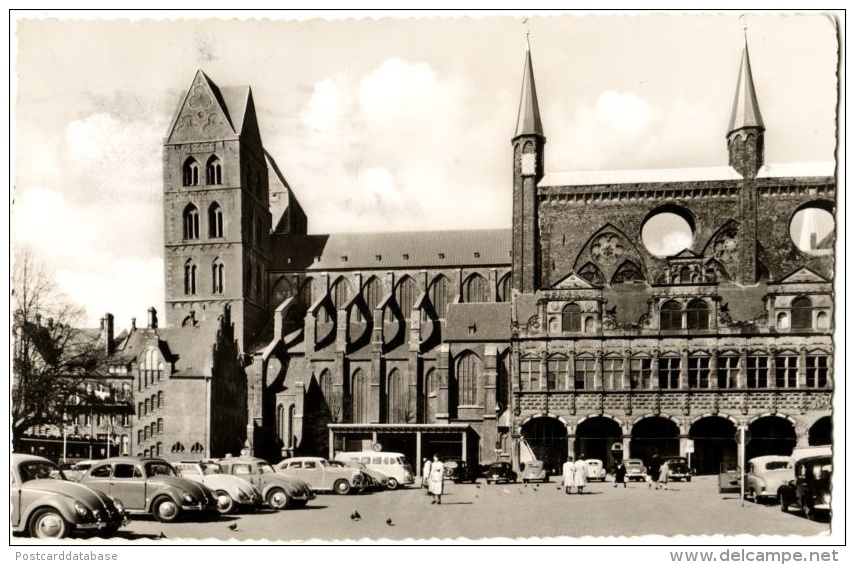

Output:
xmin=162 ymin=70 xmax=271 ymax=350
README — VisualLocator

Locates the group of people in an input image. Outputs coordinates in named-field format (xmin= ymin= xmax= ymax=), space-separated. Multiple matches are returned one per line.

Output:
xmin=560 ymin=454 xmax=590 ymax=494
xmin=422 ymin=454 xmax=445 ymax=504
xmin=421 ymin=452 xmax=670 ymax=501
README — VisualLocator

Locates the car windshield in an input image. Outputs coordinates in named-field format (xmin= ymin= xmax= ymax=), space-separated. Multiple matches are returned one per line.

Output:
xmin=318 ymin=459 xmax=329 ymax=467
xmin=258 ymin=463 xmax=276 ymax=474
xmin=201 ymin=463 xmax=222 ymax=475
xmin=146 ymin=462 xmax=177 ymax=477
xmin=19 ymin=460 xmax=66 ymax=482
xmin=627 ymin=461 xmax=643 ymax=467
xmin=328 ymin=460 xmax=346 ymax=468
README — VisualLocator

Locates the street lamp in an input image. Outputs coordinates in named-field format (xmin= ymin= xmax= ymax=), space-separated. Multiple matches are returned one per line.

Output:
xmin=494 ymin=403 xmax=502 ymax=457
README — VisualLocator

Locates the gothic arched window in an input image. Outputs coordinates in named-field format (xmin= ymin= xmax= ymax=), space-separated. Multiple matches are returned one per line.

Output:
xmin=182 ymin=158 xmax=199 ymax=186
xmin=387 ymin=369 xmax=406 ymax=423
xmin=208 ymin=203 xmax=224 ymax=238
xmin=395 ymin=276 xmax=418 ymax=320
xmin=497 ymin=274 xmax=511 ymax=303
xmin=359 ymin=277 xmax=383 ymax=322
xmin=184 ymin=260 xmax=197 ymax=295
xmin=352 ymin=370 xmax=368 ymax=424
xmin=456 ymin=352 xmax=481 ymax=406
xmin=428 ymin=276 xmax=450 ymax=319
xmin=206 ymin=156 xmax=222 ymax=185
xmin=463 ymin=274 xmax=489 ymax=303
xmin=183 ymin=204 xmax=200 ymax=240
xmin=212 ymin=258 xmax=225 ymax=294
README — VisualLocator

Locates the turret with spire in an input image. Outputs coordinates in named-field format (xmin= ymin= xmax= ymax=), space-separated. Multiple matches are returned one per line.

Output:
xmin=727 ymin=33 xmax=765 ymax=178
xmin=511 ymin=24 xmax=546 ymax=293
xmin=729 ymin=28 xmax=765 ymax=284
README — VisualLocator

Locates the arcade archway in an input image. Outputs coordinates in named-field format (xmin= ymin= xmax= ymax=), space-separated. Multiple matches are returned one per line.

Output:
xmin=689 ymin=416 xmax=737 ymax=475
xmin=574 ymin=416 xmax=622 ymax=470
xmin=747 ymin=416 xmax=796 ymax=460
xmin=521 ymin=417 xmax=568 ymax=476
xmin=808 ymin=416 xmax=832 ymax=446
xmin=630 ymin=416 xmax=680 ymax=464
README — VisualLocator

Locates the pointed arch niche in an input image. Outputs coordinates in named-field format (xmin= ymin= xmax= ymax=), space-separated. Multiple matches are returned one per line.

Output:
xmin=573 ymin=224 xmax=646 ymax=285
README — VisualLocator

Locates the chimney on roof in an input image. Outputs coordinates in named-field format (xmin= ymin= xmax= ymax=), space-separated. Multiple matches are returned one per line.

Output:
xmin=104 ymin=313 xmax=115 ymax=355
xmin=131 ymin=317 xmax=137 ymax=331
xmin=147 ymin=307 xmax=158 ymax=330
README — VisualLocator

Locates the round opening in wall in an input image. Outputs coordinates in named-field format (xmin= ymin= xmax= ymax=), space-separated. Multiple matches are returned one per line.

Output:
xmin=641 ymin=210 xmax=695 ymax=258
xmin=790 ymin=206 xmax=834 ymax=255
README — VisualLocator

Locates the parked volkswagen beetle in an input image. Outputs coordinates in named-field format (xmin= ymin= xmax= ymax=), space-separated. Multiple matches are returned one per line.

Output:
xmin=80 ymin=457 xmax=217 ymax=522
xmin=217 ymin=456 xmax=315 ymax=509
xmin=174 ymin=460 xmax=263 ymax=514
xmin=11 ymin=453 xmax=128 ymax=539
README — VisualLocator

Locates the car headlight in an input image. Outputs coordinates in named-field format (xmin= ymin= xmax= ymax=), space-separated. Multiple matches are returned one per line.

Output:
xmin=112 ymin=497 xmax=125 ymax=514
xmin=74 ymin=500 xmax=92 ymax=518
xmin=237 ymin=489 xmax=249 ymax=501
xmin=823 ymin=493 xmax=831 ymax=504
xmin=182 ymin=491 xmax=197 ymax=504
xmin=405 ymin=472 xmax=412 ymax=481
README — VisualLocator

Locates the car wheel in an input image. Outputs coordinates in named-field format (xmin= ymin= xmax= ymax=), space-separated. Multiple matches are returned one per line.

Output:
xmin=29 ymin=508 xmax=69 ymax=539
xmin=385 ymin=478 xmax=399 ymax=490
xmin=523 ymin=479 xmax=528 ymax=484
xmin=334 ymin=479 xmax=352 ymax=495
xmin=153 ymin=497 xmax=181 ymax=523
xmin=267 ymin=488 xmax=290 ymax=510
xmin=686 ymin=477 xmax=691 ymax=482
xmin=215 ymin=490 xmax=236 ymax=515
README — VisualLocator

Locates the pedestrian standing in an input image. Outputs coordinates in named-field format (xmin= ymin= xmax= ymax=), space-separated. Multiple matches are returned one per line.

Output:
xmin=647 ymin=453 xmax=660 ymax=489
xmin=422 ymin=458 xmax=431 ymax=494
xmin=573 ymin=453 xmax=588 ymax=494
xmin=562 ymin=456 xmax=575 ymax=495
xmin=428 ymin=453 xmax=445 ymax=504
xmin=613 ymin=460 xmax=627 ymax=488
xmin=657 ymin=459 xmax=670 ymax=490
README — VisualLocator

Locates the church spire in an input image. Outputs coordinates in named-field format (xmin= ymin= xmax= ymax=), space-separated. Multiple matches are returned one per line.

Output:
xmin=514 ymin=26 xmax=543 ymax=138
xmin=728 ymin=35 xmax=765 ymax=134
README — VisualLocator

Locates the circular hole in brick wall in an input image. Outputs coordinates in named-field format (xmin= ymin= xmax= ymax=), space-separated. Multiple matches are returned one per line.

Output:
xmin=641 ymin=211 xmax=694 ymax=258
xmin=789 ymin=206 xmax=834 ymax=255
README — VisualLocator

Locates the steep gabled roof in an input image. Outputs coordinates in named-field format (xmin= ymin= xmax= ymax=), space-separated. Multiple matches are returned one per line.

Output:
xmin=270 ymin=229 xmax=511 ymax=271
xmin=164 ymin=70 xmax=242 ymax=144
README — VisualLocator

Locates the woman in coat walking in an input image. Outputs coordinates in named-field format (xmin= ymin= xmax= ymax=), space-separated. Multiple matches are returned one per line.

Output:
xmin=613 ymin=460 xmax=627 ymax=488
xmin=427 ymin=454 xmax=445 ymax=504
xmin=562 ymin=456 xmax=576 ymax=494
xmin=573 ymin=453 xmax=589 ymax=494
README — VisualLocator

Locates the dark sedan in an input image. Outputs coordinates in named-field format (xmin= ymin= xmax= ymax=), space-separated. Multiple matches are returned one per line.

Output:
xmin=442 ymin=458 xmax=481 ymax=483
xmin=483 ymin=461 xmax=517 ymax=484
xmin=779 ymin=455 xmax=831 ymax=521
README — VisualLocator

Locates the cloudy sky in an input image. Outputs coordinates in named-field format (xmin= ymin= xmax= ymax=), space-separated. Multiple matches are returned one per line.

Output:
xmin=11 ymin=11 xmax=839 ymax=329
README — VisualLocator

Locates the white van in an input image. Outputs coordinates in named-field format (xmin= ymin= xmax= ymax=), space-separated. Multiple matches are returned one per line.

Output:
xmin=334 ymin=451 xmax=415 ymax=489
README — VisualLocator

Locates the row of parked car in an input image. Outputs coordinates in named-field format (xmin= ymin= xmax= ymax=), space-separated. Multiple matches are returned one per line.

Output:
xmin=11 ymin=451 xmax=418 ymax=539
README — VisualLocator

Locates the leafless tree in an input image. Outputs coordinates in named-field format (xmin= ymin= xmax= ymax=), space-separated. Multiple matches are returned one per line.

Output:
xmin=11 ymin=249 xmax=101 ymax=452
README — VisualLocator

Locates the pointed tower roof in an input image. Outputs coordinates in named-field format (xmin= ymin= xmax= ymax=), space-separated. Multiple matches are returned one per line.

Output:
xmin=514 ymin=34 xmax=543 ymax=138
xmin=728 ymin=38 xmax=765 ymax=134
